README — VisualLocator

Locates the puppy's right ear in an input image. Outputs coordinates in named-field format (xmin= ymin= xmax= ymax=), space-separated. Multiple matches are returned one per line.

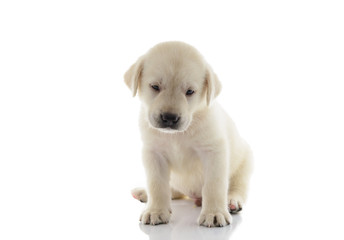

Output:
xmin=124 ymin=57 xmax=144 ymax=97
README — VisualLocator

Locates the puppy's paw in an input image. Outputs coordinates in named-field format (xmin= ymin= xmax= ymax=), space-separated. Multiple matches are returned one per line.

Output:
xmin=140 ymin=208 xmax=171 ymax=225
xmin=198 ymin=209 xmax=232 ymax=227
xmin=228 ymin=199 xmax=243 ymax=214
xmin=131 ymin=187 xmax=148 ymax=203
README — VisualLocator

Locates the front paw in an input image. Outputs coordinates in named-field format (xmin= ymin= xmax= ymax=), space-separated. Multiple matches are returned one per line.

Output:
xmin=140 ymin=207 xmax=171 ymax=225
xmin=198 ymin=209 xmax=232 ymax=227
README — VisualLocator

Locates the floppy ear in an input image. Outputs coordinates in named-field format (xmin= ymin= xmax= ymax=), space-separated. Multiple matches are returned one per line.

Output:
xmin=205 ymin=65 xmax=222 ymax=106
xmin=124 ymin=57 xmax=144 ymax=97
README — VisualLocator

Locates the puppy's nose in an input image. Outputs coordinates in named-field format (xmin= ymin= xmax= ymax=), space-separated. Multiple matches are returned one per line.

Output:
xmin=160 ymin=113 xmax=180 ymax=127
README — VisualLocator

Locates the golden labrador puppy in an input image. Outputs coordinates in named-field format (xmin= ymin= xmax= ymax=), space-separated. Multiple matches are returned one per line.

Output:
xmin=125 ymin=42 xmax=252 ymax=227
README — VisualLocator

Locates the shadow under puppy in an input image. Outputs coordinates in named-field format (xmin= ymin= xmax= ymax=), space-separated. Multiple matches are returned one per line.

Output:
xmin=124 ymin=41 xmax=253 ymax=227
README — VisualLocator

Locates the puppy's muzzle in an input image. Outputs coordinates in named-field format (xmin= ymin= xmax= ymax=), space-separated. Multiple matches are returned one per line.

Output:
xmin=159 ymin=112 xmax=180 ymax=128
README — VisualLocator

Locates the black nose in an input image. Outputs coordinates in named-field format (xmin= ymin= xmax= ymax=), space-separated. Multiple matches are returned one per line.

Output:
xmin=160 ymin=113 xmax=180 ymax=127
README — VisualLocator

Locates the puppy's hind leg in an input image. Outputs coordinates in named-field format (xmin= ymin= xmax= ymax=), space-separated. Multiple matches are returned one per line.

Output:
xmin=131 ymin=187 xmax=148 ymax=203
xmin=131 ymin=187 xmax=185 ymax=203
xmin=228 ymin=152 xmax=253 ymax=213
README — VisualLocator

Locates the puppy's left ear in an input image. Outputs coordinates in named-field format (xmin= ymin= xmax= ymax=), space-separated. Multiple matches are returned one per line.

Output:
xmin=205 ymin=65 xmax=222 ymax=106
xmin=124 ymin=57 xmax=144 ymax=97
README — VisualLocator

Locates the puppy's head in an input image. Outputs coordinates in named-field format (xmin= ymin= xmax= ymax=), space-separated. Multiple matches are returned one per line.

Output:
xmin=124 ymin=41 xmax=221 ymax=133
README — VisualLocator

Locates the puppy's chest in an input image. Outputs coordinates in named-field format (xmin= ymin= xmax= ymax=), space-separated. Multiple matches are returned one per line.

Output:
xmin=151 ymin=135 xmax=205 ymax=197
xmin=153 ymin=137 xmax=201 ymax=170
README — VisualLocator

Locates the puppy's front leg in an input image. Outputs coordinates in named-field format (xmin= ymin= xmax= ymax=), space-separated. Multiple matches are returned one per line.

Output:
xmin=140 ymin=148 xmax=171 ymax=225
xmin=198 ymin=146 xmax=232 ymax=227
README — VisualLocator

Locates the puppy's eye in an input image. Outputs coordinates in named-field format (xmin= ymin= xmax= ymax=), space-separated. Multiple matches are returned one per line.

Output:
xmin=186 ymin=89 xmax=195 ymax=96
xmin=151 ymin=85 xmax=160 ymax=91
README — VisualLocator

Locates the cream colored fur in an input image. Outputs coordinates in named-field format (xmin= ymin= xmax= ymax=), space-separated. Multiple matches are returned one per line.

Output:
xmin=125 ymin=41 xmax=253 ymax=227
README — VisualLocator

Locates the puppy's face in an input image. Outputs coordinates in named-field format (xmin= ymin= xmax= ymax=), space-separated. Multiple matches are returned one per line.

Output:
xmin=124 ymin=42 xmax=221 ymax=133
xmin=140 ymin=47 xmax=208 ymax=132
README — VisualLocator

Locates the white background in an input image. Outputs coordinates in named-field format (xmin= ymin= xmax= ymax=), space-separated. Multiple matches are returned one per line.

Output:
xmin=1 ymin=0 xmax=343 ymax=239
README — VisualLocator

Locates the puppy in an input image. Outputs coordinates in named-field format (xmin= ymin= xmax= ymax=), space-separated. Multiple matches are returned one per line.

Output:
xmin=124 ymin=41 xmax=252 ymax=227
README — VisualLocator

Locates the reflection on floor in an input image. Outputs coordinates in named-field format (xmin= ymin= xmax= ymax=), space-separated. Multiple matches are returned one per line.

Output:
xmin=139 ymin=199 xmax=242 ymax=240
